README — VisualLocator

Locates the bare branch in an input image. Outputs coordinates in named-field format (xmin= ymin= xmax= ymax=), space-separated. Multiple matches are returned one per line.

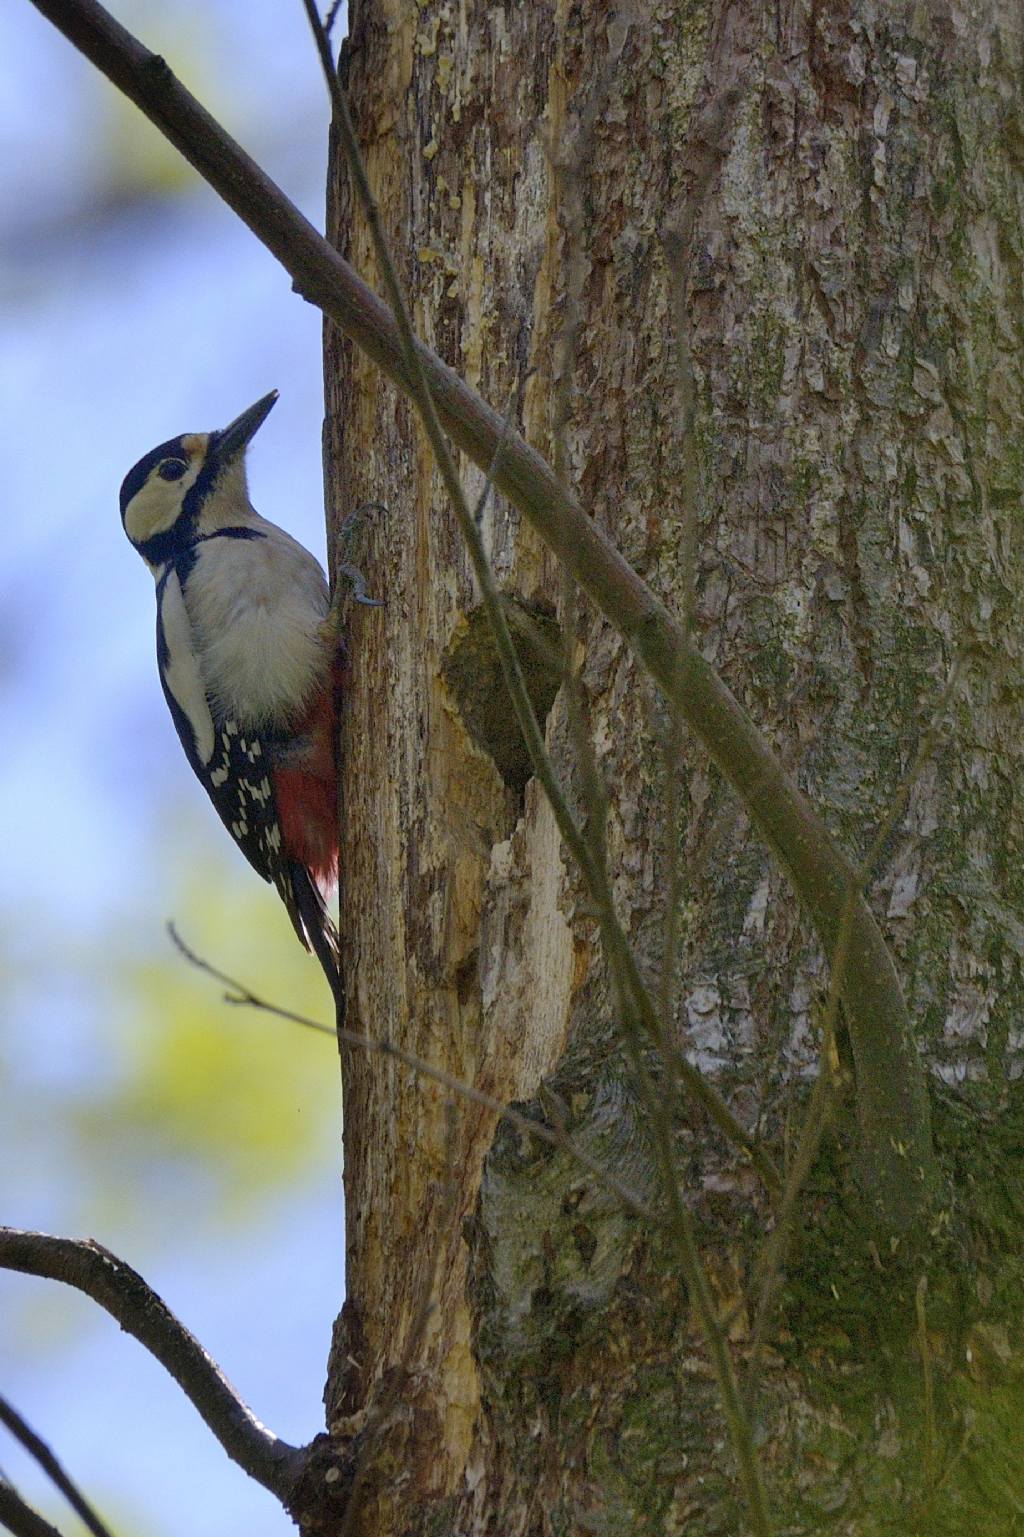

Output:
xmin=0 ymin=1482 xmax=66 ymax=1537
xmin=300 ymin=0 xmax=778 ymax=1196
xmin=180 ymin=898 xmax=776 ymax=1521
xmin=549 ymin=40 xmax=613 ymax=893
xmin=168 ymin=924 xmax=657 ymax=1222
xmin=542 ymin=45 xmax=771 ymax=1527
xmin=0 ymin=1231 xmax=302 ymax=1504
xmin=0 ymin=1397 xmax=113 ymax=1537
xmin=545 ymin=17 xmax=778 ymax=1194
xmin=25 ymin=0 xmax=937 ymax=1232
xmin=313 ymin=2 xmax=768 ymax=1516
xmin=916 ymin=1274 xmax=940 ymax=1491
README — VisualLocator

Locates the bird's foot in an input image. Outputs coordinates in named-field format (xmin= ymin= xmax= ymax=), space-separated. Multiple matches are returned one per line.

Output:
xmin=332 ymin=502 xmax=387 ymax=611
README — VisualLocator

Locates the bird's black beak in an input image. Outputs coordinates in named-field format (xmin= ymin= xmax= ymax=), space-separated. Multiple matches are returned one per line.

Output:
xmin=211 ymin=390 xmax=278 ymax=467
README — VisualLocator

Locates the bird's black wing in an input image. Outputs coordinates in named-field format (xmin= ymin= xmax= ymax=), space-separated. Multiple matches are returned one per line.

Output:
xmin=154 ymin=564 xmax=314 ymax=950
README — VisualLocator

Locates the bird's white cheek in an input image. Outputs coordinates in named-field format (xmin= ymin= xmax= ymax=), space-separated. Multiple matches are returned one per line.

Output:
xmin=124 ymin=463 xmax=201 ymax=544
xmin=124 ymin=481 xmax=181 ymax=543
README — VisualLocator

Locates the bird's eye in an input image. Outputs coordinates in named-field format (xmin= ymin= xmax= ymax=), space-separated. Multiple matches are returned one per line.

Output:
xmin=158 ymin=458 xmax=188 ymax=482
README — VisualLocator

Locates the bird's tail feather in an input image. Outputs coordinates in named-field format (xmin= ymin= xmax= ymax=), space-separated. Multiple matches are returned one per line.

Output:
xmin=283 ymin=861 xmax=344 ymax=1019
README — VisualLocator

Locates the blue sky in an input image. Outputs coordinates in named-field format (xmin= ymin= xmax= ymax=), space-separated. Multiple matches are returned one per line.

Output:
xmin=1 ymin=3 xmax=350 ymax=1532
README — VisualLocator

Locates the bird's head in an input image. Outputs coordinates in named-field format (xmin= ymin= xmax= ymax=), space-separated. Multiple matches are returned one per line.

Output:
xmin=119 ymin=390 xmax=278 ymax=564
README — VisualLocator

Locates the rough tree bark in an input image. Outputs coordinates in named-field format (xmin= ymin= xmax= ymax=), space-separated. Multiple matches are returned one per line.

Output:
xmin=315 ymin=2 xmax=1024 ymax=1533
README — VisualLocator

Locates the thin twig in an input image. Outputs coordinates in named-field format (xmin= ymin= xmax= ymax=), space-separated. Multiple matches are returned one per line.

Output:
xmin=472 ymin=387 xmax=518 ymax=528
xmin=651 ymin=5 xmax=760 ymax=1188
xmin=742 ymin=901 xmax=850 ymax=1395
xmin=916 ymin=1275 xmax=936 ymax=1488
xmin=0 ymin=1482 xmax=65 ymax=1537
xmin=167 ymin=924 xmax=656 ymax=1223
xmin=536 ymin=29 xmax=769 ymax=1527
xmin=601 ymin=932 xmax=774 ymax=1537
xmin=0 ymin=1231 xmax=302 ymax=1503
xmin=657 ymin=647 xmax=686 ymax=1050
xmin=26 ymin=0 xmax=938 ymax=1231
xmin=0 ymin=1398 xmax=113 ymax=1537
xmin=664 ymin=291 xmax=700 ymax=638
xmin=550 ymin=47 xmax=611 ymax=885
xmin=301 ymin=33 xmax=776 ymax=1521
xmin=661 ymin=1 xmax=747 ymax=636
xmin=299 ymin=0 xmax=777 ymax=1194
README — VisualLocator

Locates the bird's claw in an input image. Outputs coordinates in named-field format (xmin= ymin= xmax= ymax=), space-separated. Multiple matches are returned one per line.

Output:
xmin=333 ymin=502 xmax=387 ymax=609
xmin=337 ymin=561 xmax=384 ymax=607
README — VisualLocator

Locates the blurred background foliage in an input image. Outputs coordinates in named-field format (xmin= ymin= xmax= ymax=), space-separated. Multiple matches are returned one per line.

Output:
xmin=67 ymin=866 xmax=336 ymax=1232
xmin=0 ymin=2 xmax=347 ymax=1533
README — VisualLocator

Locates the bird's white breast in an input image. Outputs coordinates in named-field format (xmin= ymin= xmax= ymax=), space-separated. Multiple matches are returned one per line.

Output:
xmin=182 ymin=521 xmax=331 ymax=727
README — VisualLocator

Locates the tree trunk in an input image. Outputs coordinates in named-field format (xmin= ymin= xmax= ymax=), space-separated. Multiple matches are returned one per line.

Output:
xmin=308 ymin=2 xmax=1024 ymax=1533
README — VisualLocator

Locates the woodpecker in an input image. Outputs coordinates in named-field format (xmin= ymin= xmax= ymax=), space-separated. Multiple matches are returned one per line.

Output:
xmin=120 ymin=391 xmax=342 ymax=995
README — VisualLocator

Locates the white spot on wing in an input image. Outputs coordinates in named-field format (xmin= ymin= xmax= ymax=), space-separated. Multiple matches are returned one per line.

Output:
xmin=159 ymin=570 xmax=215 ymax=764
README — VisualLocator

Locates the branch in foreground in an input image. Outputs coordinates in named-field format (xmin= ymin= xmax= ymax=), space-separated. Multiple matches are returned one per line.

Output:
xmin=169 ymin=918 xmax=770 ymax=1528
xmin=194 ymin=0 xmax=778 ymax=1474
xmin=301 ymin=0 xmax=779 ymax=1198
xmin=26 ymin=0 xmax=937 ymax=1237
xmin=167 ymin=924 xmax=656 ymax=1223
xmin=0 ymin=1482 xmax=66 ymax=1537
xmin=0 ymin=1397 xmax=112 ymax=1537
xmin=0 ymin=1231 xmax=302 ymax=1504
